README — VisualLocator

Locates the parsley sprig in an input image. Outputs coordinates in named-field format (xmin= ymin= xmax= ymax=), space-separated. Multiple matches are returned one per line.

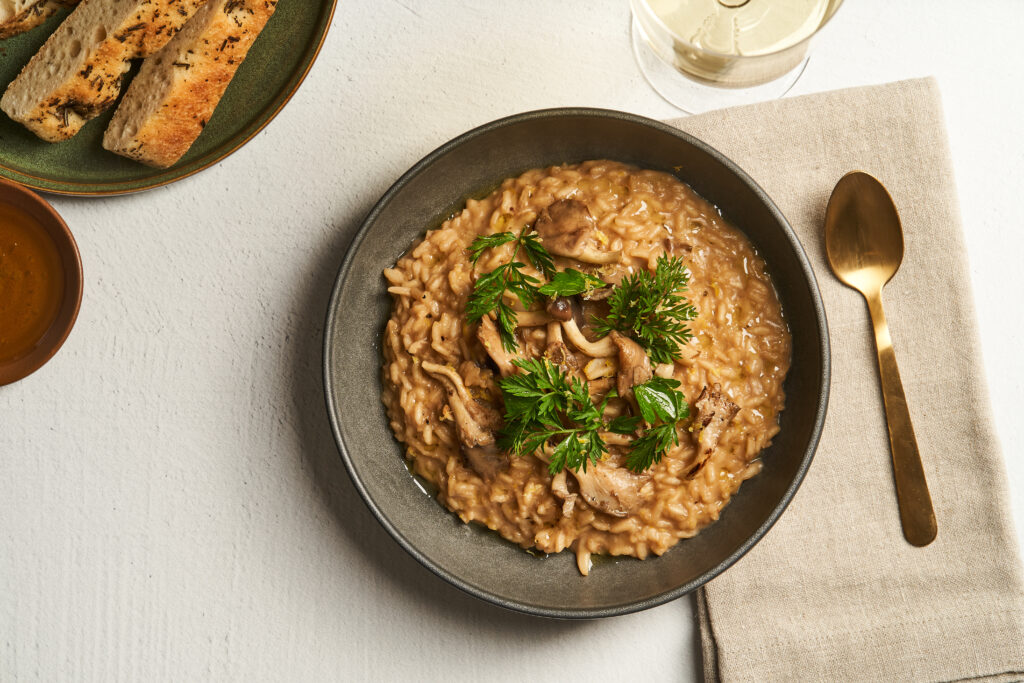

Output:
xmin=498 ymin=358 xmax=612 ymax=474
xmin=627 ymin=377 xmax=689 ymax=472
xmin=537 ymin=269 xmax=604 ymax=298
xmin=497 ymin=359 xmax=688 ymax=474
xmin=466 ymin=225 xmax=604 ymax=352
xmin=593 ymin=255 xmax=698 ymax=364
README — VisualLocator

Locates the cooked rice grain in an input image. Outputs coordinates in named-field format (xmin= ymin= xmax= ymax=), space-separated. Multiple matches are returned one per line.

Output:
xmin=381 ymin=161 xmax=791 ymax=573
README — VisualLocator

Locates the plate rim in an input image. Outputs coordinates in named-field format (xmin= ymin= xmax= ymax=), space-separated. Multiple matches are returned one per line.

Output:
xmin=322 ymin=107 xmax=831 ymax=618
xmin=0 ymin=0 xmax=339 ymax=197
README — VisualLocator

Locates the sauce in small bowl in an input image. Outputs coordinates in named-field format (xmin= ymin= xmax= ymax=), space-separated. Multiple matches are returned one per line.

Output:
xmin=0 ymin=179 xmax=82 ymax=386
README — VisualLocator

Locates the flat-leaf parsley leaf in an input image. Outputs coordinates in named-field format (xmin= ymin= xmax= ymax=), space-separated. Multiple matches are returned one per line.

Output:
xmin=496 ymin=361 xmax=689 ymax=474
xmin=627 ymin=376 xmax=689 ymax=472
xmin=497 ymin=358 xmax=609 ymax=475
xmin=537 ymin=269 xmax=606 ymax=298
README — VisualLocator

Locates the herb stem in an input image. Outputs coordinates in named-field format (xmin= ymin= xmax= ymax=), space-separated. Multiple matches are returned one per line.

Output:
xmin=495 ymin=222 xmax=531 ymax=298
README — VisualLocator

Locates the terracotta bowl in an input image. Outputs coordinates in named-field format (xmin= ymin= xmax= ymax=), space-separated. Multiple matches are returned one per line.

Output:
xmin=323 ymin=109 xmax=830 ymax=618
xmin=0 ymin=179 xmax=83 ymax=386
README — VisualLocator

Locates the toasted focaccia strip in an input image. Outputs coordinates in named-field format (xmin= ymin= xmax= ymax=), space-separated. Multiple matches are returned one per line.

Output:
xmin=0 ymin=0 xmax=209 ymax=142
xmin=0 ymin=0 xmax=79 ymax=39
xmin=103 ymin=0 xmax=278 ymax=168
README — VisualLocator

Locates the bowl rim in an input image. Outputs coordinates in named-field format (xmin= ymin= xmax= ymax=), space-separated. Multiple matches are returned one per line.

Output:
xmin=0 ymin=177 xmax=83 ymax=386
xmin=323 ymin=107 xmax=831 ymax=619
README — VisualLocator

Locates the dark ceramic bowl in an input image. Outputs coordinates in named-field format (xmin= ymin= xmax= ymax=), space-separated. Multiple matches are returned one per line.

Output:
xmin=0 ymin=178 xmax=83 ymax=386
xmin=323 ymin=109 xmax=829 ymax=618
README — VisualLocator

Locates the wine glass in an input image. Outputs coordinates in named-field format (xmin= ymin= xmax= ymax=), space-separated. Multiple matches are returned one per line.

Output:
xmin=631 ymin=0 xmax=845 ymax=114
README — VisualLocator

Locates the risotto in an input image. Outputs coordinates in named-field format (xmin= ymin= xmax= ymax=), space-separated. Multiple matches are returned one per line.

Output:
xmin=381 ymin=160 xmax=791 ymax=574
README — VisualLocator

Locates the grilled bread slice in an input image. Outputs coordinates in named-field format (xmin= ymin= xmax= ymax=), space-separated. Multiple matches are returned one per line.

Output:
xmin=1 ymin=0 xmax=209 ymax=142
xmin=103 ymin=0 xmax=278 ymax=168
xmin=0 ymin=0 xmax=79 ymax=39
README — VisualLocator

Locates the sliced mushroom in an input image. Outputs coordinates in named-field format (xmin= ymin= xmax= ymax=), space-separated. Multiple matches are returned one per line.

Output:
xmin=550 ymin=470 xmax=578 ymax=517
xmin=583 ymin=357 xmax=618 ymax=380
xmin=537 ymin=446 xmax=651 ymax=518
xmin=476 ymin=316 xmax=525 ymax=377
xmin=464 ymin=448 xmax=508 ymax=481
xmin=561 ymin=318 xmax=617 ymax=358
xmin=421 ymin=361 xmax=507 ymax=479
xmin=599 ymin=432 xmax=635 ymax=447
xmin=586 ymin=377 xmax=615 ymax=400
xmin=610 ymin=331 xmax=653 ymax=399
xmin=534 ymin=199 xmax=621 ymax=265
xmin=685 ymin=384 xmax=740 ymax=479
xmin=574 ymin=461 xmax=652 ymax=517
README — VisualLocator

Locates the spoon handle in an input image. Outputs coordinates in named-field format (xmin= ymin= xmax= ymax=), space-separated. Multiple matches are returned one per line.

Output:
xmin=865 ymin=291 xmax=937 ymax=546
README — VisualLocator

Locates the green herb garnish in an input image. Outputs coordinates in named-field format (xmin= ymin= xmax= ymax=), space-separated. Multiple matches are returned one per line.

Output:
xmin=593 ymin=254 xmax=698 ymax=364
xmin=466 ymin=231 xmax=516 ymax=262
xmin=537 ymin=268 xmax=606 ymax=297
xmin=497 ymin=358 xmax=609 ymax=474
xmin=466 ymin=225 xmax=606 ymax=352
xmin=497 ymin=359 xmax=688 ymax=474
xmin=465 ymin=225 xmax=552 ymax=352
xmin=627 ymin=376 xmax=689 ymax=472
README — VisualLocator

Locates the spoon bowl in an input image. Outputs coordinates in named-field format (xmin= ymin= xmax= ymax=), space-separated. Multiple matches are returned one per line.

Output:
xmin=825 ymin=171 xmax=936 ymax=547
xmin=825 ymin=172 xmax=905 ymax=295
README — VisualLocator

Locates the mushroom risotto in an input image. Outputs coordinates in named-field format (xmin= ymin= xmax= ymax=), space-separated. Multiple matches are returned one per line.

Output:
xmin=381 ymin=160 xmax=791 ymax=575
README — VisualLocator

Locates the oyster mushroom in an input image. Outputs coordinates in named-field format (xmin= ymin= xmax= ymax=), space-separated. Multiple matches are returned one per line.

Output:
xmin=421 ymin=361 xmax=507 ymax=479
xmin=538 ymin=446 xmax=651 ymax=518
xmin=610 ymin=331 xmax=652 ymax=400
xmin=685 ymin=384 xmax=740 ymax=479
xmin=534 ymin=199 xmax=621 ymax=265
xmin=476 ymin=316 xmax=526 ymax=377
xmin=561 ymin=318 xmax=617 ymax=358
xmin=573 ymin=460 xmax=651 ymax=517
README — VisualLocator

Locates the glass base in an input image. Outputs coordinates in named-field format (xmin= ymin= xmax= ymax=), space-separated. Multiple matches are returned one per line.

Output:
xmin=630 ymin=17 xmax=809 ymax=115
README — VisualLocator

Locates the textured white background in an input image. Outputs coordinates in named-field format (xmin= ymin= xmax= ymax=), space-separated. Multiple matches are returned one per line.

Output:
xmin=2 ymin=1 xmax=1022 ymax=680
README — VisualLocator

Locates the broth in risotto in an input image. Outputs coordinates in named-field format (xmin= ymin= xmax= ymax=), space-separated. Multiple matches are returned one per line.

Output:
xmin=381 ymin=160 xmax=791 ymax=574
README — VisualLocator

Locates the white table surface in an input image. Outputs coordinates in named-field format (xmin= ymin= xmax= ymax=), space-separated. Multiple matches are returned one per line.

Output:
xmin=3 ymin=1 xmax=1022 ymax=680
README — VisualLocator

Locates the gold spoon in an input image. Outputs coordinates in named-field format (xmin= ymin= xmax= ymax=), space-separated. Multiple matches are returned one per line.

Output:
xmin=824 ymin=171 xmax=937 ymax=547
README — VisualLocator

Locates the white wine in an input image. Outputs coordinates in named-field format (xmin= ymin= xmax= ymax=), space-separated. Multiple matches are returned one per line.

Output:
xmin=632 ymin=0 xmax=842 ymax=87
xmin=644 ymin=0 xmax=833 ymax=57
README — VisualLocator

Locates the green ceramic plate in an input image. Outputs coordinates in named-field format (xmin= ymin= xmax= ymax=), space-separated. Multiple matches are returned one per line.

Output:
xmin=0 ymin=0 xmax=337 ymax=196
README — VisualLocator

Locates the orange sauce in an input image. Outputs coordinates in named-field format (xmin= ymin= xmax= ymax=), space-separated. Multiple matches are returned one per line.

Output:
xmin=0 ymin=203 xmax=65 ymax=364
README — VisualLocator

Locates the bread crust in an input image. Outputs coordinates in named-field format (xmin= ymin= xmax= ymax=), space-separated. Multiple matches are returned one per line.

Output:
xmin=0 ymin=0 xmax=78 ymax=40
xmin=103 ymin=0 xmax=279 ymax=168
xmin=0 ymin=0 xmax=209 ymax=142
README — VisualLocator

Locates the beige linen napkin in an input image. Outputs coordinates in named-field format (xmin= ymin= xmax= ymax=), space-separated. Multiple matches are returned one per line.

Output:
xmin=667 ymin=78 xmax=1024 ymax=682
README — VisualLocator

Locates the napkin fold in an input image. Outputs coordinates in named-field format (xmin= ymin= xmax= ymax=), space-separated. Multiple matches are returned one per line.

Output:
xmin=668 ymin=78 xmax=1024 ymax=682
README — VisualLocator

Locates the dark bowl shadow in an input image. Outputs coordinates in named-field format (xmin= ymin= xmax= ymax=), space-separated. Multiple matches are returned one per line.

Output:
xmin=288 ymin=202 xmax=597 ymax=635
xmin=290 ymin=212 xmax=703 ymax=679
